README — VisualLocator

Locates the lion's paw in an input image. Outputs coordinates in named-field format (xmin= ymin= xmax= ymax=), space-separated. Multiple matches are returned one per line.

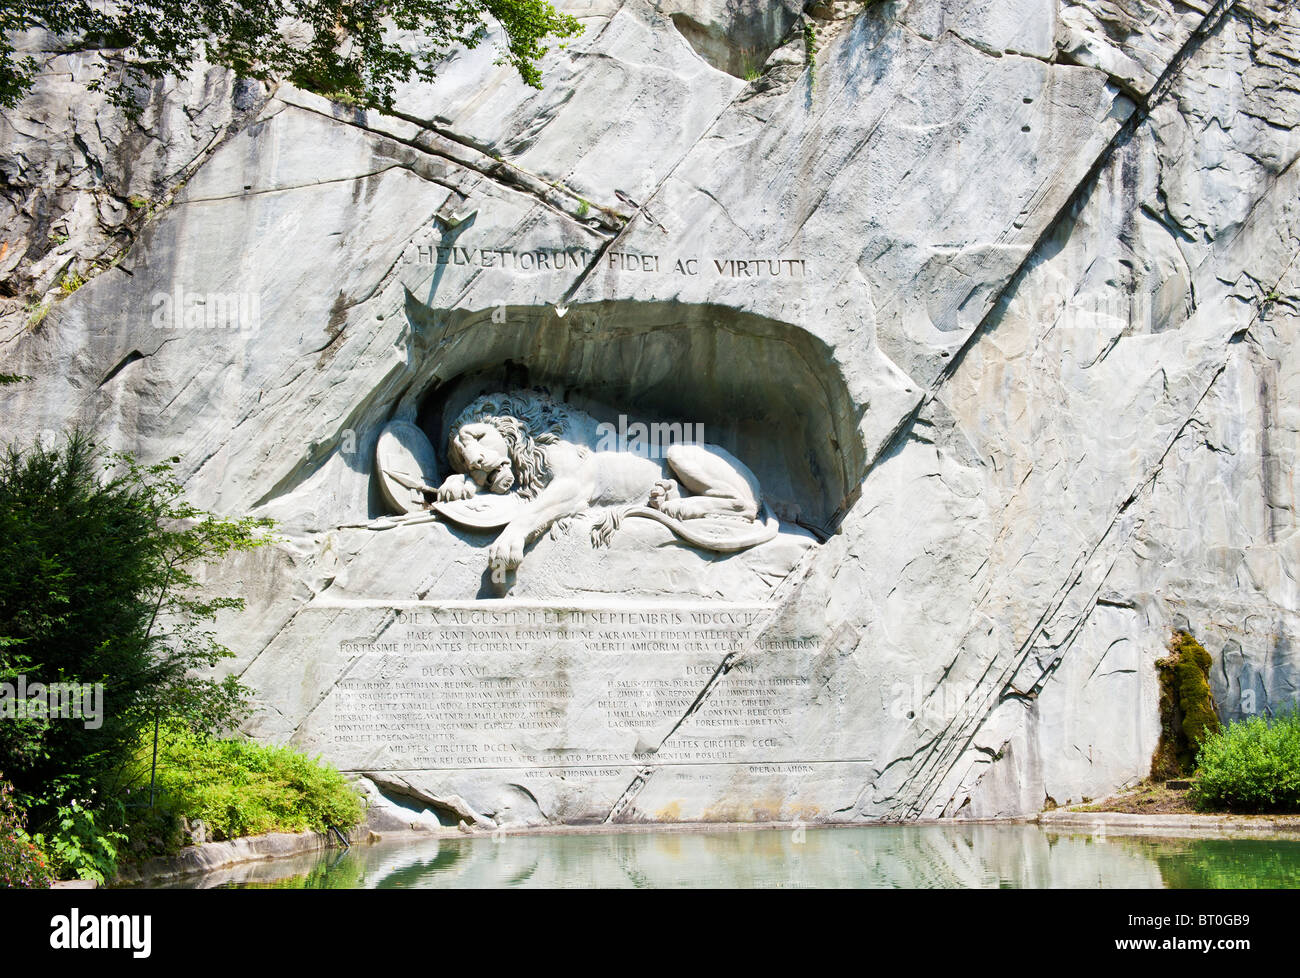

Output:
xmin=435 ymin=474 xmax=476 ymax=501
xmin=648 ymin=479 xmax=679 ymax=509
xmin=489 ymin=532 xmax=526 ymax=572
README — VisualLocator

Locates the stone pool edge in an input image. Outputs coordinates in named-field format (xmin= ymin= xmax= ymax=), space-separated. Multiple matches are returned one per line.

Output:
xmin=112 ymin=825 xmax=439 ymax=887
xmin=1040 ymin=809 xmax=1300 ymax=838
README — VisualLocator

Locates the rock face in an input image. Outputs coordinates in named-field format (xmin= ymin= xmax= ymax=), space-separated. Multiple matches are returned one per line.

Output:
xmin=2 ymin=0 xmax=1298 ymax=825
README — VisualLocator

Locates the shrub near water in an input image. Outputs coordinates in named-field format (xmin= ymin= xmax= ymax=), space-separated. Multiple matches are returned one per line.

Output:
xmin=146 ymin=728 xmax=363 ymax=841
xmin=1191 ymin=709 xmax=1300 ymax=813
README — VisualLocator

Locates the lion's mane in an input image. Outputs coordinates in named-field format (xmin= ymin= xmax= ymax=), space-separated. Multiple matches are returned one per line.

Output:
xmin=447 ymin=391 xmax=585 ymax=500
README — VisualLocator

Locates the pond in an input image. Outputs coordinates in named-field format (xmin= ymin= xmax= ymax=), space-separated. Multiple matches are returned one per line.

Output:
xmin=147 ymin=823 xmax=1300 ymax=889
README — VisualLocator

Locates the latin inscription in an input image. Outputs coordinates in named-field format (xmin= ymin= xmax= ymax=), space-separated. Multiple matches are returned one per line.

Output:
xmin=323 ymin=604 xmax=822 ymax=770
xmin=413 ymin=244 xmax=809 ymax=278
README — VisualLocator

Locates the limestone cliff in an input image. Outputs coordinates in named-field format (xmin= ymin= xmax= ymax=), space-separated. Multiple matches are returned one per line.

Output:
xmin=2 ymin=0 xmax=1297 ymax=823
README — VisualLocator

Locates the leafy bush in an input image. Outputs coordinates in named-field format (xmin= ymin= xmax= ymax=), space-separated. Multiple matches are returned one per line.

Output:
xmin=0 ymin=777 xmax=51 ymax=888
xmin=1191 ymin=709 xmax=1300 ymax=812
xmin=117 ymin=802 xmax=186 ymax=868
xmin=32 ymin=797 xmax=127 ymax=885
xmin=143 ymin=726 xmax=363 ymax=842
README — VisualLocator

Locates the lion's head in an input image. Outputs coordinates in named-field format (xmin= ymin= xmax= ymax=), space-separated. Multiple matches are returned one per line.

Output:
xmin=446 ymin=393 xmax=568 ymax=499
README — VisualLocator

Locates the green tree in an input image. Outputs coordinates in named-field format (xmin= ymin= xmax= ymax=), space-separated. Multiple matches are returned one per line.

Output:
xmin=0 ymin=430 xmax=275 ymax=814
xmin=0 ymin=0 xmax=583 ymax=116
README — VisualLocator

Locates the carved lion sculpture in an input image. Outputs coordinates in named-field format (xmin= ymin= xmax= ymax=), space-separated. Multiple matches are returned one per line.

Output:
xmin=431 ymin=392 xmax=778 ymax=579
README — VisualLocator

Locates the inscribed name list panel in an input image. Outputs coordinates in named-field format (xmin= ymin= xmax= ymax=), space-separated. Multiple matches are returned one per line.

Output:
xmin=303 ymin=601 xmax=774 ymax=772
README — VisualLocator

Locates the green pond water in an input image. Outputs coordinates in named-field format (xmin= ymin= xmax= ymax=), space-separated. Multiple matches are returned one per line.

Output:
xmin=157 ymin=824 xmax=1300 ymax=888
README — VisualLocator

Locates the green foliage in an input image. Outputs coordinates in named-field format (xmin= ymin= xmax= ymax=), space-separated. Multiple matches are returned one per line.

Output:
xmin=0 ymin=777 xmax=52 ymax=888
xmin=58 ymin=271 xmax=85 ymax=295
xmin=735 ymin=46 xmax=762 ymax=83
xmin=576 ymin=198 xmax=590 ymax=219
xmin=140 ymin=724 xmax=364 ymax=841
xmin=1190 ymin=709 xmax=1300 ymax=813
xmin=0 ymin=430 xmax=275 ymax=820
xmin=482 ymin=0 xmax=584 ymax=89
xmin=803 ymin=20 xmax=817 ymax=77
xmin=0 ymin=0 xmax=584 ymax=119
xmin=119 ymin=801 xmax=186 ymax=866
xmin=32 ymin=797 xmax=128 ymax=884
xmin=1151 ymin=629 xmax=1220 ymax=779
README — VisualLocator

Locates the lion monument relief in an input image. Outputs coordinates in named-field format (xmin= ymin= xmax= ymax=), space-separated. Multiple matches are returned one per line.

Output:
xmin=372 ymin=391 xmax=780 ymax=584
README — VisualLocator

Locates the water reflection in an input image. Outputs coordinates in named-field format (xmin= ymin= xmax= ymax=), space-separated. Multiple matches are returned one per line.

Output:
xmin=150 ymin=824 xmax=1300 ymax=889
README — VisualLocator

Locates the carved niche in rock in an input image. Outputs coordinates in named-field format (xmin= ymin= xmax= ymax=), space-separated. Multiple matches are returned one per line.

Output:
xmin=372 ymin=391 xmax=785 ymax=588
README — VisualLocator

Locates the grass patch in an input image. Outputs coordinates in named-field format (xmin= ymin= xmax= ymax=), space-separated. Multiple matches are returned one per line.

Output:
xmin=136 ymin=725 xmax=364 ymax=843
xmin=737 ymin=46 xmax=764 ymax=82
xmin=1072 ymin=780 xmax=1196 ymax=814
xmin=25 ymin=300 xmax=49 ymax=330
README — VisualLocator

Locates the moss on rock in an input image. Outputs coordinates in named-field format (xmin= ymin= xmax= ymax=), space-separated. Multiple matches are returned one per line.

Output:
xmin=1151 ymin=629 xmax=1221 ymax=779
